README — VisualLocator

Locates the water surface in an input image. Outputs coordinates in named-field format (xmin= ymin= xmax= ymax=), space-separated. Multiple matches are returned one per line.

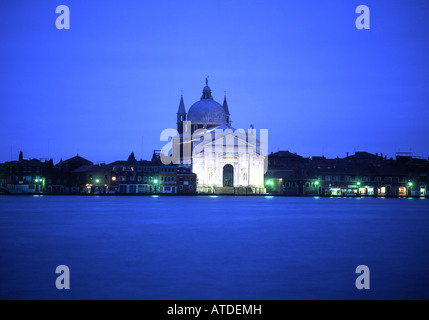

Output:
xmin=0 ymin=195 xmax=428 ymax=299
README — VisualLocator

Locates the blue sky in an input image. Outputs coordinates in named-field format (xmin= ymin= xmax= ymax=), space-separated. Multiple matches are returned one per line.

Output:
xmin=1 ymin=0 xmax=428 ymax=163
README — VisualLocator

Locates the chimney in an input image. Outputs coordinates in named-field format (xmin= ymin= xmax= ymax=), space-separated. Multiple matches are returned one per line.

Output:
xmin=346 ymin=152 xmax=349 ymax=158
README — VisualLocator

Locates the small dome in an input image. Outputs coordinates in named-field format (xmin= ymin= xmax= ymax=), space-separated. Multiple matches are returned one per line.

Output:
xmin=186 ymin=79 xmax=229 ymax=125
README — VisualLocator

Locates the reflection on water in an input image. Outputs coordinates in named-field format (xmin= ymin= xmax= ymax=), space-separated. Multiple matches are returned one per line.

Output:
xmin=0 ymin=195 xmax=428 ymax=299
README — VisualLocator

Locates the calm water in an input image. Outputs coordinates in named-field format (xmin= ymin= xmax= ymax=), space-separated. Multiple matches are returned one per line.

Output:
xmin=0 ymin=195 xmax=428 ymax=300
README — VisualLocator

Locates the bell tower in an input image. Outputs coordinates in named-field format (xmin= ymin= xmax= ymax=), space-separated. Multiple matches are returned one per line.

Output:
xmin=176 ymin=94 xmax=187 ymax=134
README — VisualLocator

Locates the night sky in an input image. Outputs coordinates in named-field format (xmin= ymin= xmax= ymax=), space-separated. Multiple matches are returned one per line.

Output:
xmin=1 ymin=0 xmax=428 ymax=164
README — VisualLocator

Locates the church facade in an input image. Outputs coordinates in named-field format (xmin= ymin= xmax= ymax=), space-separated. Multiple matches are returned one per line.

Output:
xmin=174 ymin=79 xmax=266 ymax=193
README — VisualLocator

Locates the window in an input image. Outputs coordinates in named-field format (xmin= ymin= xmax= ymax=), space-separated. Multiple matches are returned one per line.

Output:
xmin=143 ymin=176 xmax=148 ymax=182
xmin=137 ymin=176 xmax=142 ymax=182
xmin=398 ymin=187 xmax=406 ymax=196
xmin=189 ymin=185 xmax=193 ymax=190
xmin=179 ymin=185 xmax=183 ymax=190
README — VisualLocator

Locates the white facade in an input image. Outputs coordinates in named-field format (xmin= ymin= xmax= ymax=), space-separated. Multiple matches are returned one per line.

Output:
xmin=174 ymin=80 xmax=266 ymax=193
xmin=191 ymin=127 xmax=265 ymax=192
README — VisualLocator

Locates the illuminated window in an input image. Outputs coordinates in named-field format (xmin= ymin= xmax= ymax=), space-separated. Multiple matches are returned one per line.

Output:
xmin=112 ymin=176 xmax=116 ymax=181
xmin=122 ymin=167 xmax=126 ymax=171
xmin=131 ymin=167 xmax=134 ymax=171
xmin=398 ymin=187 xmax=406 ymax=196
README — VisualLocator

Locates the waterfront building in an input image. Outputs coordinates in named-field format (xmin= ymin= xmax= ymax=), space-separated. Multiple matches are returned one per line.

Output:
xmin=108 ymin=151 xmax=196 ymax=194
xmin=0 ymin=151 xmax=53 ymax=193
xmin=264 ymin=151 xmax=428 ymax=197
xmin=174 ymin=79 xmax=266 ymax=193
xmin=71 ymin=164 xmax=111 ymax=194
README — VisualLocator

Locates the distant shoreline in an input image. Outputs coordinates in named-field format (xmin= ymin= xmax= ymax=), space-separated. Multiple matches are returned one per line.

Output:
xmin=0 ymin=193 xmax=427 ymax=199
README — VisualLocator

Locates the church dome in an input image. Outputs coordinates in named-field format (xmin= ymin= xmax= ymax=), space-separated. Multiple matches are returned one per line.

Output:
xmin=187 ymin=100 xmax=227 ymax=124
xmin=187 ymin=80 xmax=228 ymax=125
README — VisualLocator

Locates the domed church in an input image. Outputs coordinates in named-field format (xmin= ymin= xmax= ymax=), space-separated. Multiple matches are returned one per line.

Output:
xmin=174 ymin=78 xmax=266 ymax=193
xmin=177 ymin=77 xmax=230 ymax=134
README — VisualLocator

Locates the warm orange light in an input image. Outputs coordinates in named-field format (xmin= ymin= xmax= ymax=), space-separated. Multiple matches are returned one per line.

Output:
xmin=112 ymin=176 xmax=116 ymax=181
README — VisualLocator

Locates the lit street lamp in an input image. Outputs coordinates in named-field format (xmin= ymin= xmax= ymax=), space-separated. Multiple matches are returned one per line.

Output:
xmin=265 ymin=180 xmax=273 ymax=194
xmin=408 ymin=181 xmax=413 ymax=196
xmin=154 ymin=179 xmax=158 ymax=193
